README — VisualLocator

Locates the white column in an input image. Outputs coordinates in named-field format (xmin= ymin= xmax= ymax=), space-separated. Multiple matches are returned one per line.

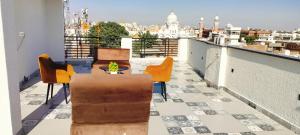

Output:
xmin=217 ymin=46 xmax=228 ymax=87
xmin=178 ymin=38 xmax=189 ymax=62
xmin=0 ymin=0 xmax=22 ymax=134
xmin=46 ymin=0 xmax=65 ymax=61
xmin=121 ymin=37 xmax=132 ymax=59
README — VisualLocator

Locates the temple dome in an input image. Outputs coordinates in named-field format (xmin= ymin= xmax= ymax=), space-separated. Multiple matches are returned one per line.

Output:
xmin=167 ymin=12 xmax=178 ymax=24
xmin=214 ymin=16 xmax=219 ymax=21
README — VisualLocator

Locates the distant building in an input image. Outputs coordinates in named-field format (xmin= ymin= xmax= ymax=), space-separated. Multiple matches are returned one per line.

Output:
xmin=158 ymin=12 xmax=196 ymax=38
xmin=159 ymin=12 xmax=180 ymax=38
xmin=213 ymin=24 xmax=242 ymax=46
xmin=224 ymin=24 xmax=241 ymax=45
xmin=119 ymin=22 xmax=141 ymax=36
xmin=273 ymin=31 xmax=294 ymax=41
xmin=198 ymin=17 xmax=204 ymax=38
xmin=212 ymin=16 xmax=219 ymax=33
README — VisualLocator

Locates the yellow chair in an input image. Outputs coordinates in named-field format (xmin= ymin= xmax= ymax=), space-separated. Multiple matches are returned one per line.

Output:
xmin=38 ymin=54 xmax=75 ymax=104
xmin=144 ymin=57 xmax=173 ymax=101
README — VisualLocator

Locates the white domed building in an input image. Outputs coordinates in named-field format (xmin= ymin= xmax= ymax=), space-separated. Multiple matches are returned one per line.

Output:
xmin=159 ymin=12 xmax=180 ymax=38
xmin=158 ymin=12 xmax=196 ymax=38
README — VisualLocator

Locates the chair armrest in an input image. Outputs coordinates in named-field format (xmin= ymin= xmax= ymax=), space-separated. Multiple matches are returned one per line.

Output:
xmin=55 ymin=69 xmax=71 ymax=83
xmin=145 ymin=65 xmax=162 ymax=71
xmin=53 ymin=62 xmax=75 ymax=76
xmin=67 ymin=64 xmax=76 ymax=76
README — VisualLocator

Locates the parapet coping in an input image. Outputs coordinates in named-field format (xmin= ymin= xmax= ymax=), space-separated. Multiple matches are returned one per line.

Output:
xmin=190 ymin=38 xmax=300 ymax=62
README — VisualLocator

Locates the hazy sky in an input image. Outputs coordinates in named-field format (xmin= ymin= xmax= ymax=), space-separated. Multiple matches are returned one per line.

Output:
xmin=69 ymin=0 xmax=300 ymax=31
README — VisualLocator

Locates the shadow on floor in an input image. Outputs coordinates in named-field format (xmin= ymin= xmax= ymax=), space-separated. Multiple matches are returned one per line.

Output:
xmin=20 ymin=74 xmax=41 ymax=92
xmin=22 ymin=85 xmax=70 ymax=134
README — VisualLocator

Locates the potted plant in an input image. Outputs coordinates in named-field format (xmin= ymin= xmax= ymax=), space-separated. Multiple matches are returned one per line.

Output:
xmin=108 ymin=62 xmax=119 ymax=74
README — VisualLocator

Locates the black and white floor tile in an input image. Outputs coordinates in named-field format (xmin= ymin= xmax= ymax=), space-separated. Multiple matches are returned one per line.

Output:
xmin=20 ymin=58 xmax=296 ymax=135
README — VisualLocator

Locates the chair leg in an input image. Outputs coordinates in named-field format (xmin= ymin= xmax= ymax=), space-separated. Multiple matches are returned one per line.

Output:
xmin=160 ymin=82 xmax=164 ymax=97
xmin=63 ymin=83 xmax=68 ymax=104
xmin=163 ymin=82 xmax=167 ymax=101
xmin=50 ymin=83 xmax=54 ymax=98
xmin=45 ymin=83 xmax=50 ymax=104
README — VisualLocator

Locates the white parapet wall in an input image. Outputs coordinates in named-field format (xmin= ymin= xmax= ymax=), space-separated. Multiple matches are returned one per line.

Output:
xmin=187 ymin=38 xmax=300 ymax=132
xmin=225 ymin=47 xmax=300 ymax=132
xmin=121 ymin=37 xmax=133 ymax=59
xmin=178 ymin=38 xmax=189 ymax=61
xmin=187 ymin=39 xmax=223 ymax=87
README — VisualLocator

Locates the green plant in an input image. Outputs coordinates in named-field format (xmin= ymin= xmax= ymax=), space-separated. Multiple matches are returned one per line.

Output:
xmin=108 ymin=62 xmax=119 ymax=72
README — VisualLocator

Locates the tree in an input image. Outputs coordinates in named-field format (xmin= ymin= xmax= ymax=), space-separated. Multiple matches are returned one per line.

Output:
xmin=138 ymin=31 xmax=158 ymax=48
xmin=244 ymin=36 xmax=258 ymax=44
xmin=88 ymin=22 xmax=129 ymax=48
xmin=132 ymin=31 xmax=158 ymax=57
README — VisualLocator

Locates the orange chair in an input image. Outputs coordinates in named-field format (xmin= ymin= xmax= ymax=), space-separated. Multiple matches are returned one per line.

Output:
xmin=38 ymin=54 xmax=75 ymax=104
xmin=144 ymin=57 xmax=173 ymax=101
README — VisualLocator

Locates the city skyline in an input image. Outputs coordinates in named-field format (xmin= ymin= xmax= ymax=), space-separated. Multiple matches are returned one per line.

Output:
xmin=69 ymin=0 xmax=300 ymax=31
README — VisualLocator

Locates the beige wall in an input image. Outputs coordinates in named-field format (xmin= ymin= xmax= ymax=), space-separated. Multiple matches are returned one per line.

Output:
xmin=187 ymin=39 xmax=300 ymax=130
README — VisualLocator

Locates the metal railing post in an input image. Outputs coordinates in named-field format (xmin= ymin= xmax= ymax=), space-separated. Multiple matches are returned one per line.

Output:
xmin=76 ymin=36 xmax=79 ymax=59
xmin=143 ymin=38 xmax=146 ymax=58
xmin=167 ymin=38 xmax=170 ymax=56
xmin=80 ymin=37 xmax=82 ymax=58
xmin=164 ymin=39 xmax=167 ymax=57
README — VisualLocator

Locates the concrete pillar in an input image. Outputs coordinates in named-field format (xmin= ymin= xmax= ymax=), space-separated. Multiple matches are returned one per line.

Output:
xmin=121 ymin=37 xmax=133 ymax=59
xmin=46 ymin=0 xmax=65 ymax=61
xmin=217 ymin=46 xmax=228 ymax=88
xmin=0 ymin=0 xmax=22 ymax=134
xmin=178 ymin=38 xmax=189 ymax=62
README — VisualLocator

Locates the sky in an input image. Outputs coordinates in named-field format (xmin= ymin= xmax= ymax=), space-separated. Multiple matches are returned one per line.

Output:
xmin=69 ymin=0 xmax=300 ymax=31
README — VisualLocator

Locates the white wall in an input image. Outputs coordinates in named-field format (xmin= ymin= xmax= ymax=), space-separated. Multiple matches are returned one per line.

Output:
xmin=15 ymin=0 xmax=48 ymax=81
xmin=187 ymin=39 xmax=222 ymax=86
xmin=0 ymin=0 xmax=22 ymax=134
xmin=187 ymin=39 xmax=300 ymax=131
xmin=14 ymin=0 xmax=64 ymax=82
xmin=0 ymin=0 xmax=64 ymax=134
xmin=225 ymin=48 xmax=300 ymax=129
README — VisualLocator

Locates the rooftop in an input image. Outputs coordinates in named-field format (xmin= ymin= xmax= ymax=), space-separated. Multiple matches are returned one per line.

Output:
xmin=21 ymin=58 xmax=296 ymax=135
xmin=1 ymin=1 xmax=300 ymax=134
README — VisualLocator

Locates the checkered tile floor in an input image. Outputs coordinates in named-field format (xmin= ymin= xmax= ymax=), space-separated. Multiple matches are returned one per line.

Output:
xmin=20 ymin=58 xmax=297 ymax=135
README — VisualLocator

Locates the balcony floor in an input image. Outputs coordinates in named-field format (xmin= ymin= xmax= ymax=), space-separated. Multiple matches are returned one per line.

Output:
xmin=20 ymin=58 xmax=296 ymax=135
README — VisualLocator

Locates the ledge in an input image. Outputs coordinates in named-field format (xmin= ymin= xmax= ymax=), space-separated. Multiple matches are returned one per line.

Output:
xmin=191 ymin=39 xmax=300 ymax=62
xmin=227 ymin=45 xmax=300 ymax=62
